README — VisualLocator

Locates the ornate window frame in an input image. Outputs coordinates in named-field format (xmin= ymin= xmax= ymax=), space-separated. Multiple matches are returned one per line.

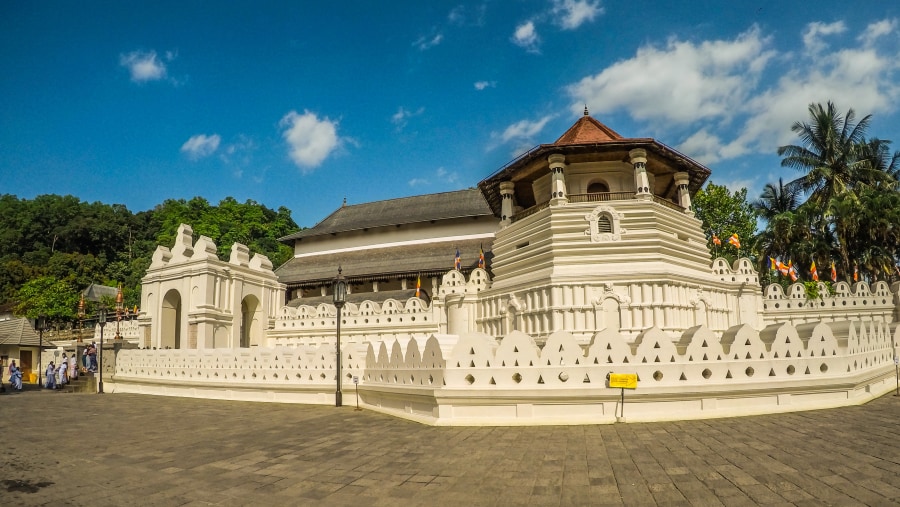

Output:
xmin=585 ymin=205 xmax=624 ymax=242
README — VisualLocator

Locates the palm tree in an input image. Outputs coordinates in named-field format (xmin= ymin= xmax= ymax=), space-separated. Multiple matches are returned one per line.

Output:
xmin=753 ymin=178 xmax=800 ymax=220
xmin=777 ymin=101 xmax=872 ymax=207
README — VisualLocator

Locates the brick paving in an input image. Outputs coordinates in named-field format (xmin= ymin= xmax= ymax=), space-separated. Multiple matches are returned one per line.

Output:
xmin=2 ymin=386 xmax=900 ymax=506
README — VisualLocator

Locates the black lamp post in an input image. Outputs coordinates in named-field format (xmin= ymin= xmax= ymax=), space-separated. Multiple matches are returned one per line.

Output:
xmin=115 ymin=284 xmax=124 ymax=340
xmin=77 ymin=294 xmax=86 ymax=343
xmin=36 ymin=315 xmax=48 ymax=386
xmin=333 ymin=267 xmax=347 ymax=407
xmin=98 ymin=306 xmax=107 ymax=394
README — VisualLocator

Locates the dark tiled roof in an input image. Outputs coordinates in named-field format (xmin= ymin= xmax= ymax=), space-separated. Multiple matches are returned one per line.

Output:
xmin=276 ymin=238 xmax=492 ymax=286
xmin=82 ymin=284 xmax=117 ymax=302
xmin=280 ymin=189 xmax=493 ymax=242
xmin=0 ymin=318 xmax=43 ymax=347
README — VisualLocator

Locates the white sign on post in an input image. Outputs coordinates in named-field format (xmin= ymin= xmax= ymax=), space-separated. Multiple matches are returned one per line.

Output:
xmin=353 ymin=376 xmax=359 ymax=384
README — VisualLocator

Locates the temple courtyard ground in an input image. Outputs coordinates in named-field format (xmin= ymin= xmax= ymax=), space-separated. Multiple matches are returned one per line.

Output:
xmin=2 ymin=386 xmax=900 ymax=506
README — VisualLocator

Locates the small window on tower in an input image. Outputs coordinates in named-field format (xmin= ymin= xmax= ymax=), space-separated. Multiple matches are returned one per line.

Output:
xmin=597 ymin=215 xmax=612 ymax=234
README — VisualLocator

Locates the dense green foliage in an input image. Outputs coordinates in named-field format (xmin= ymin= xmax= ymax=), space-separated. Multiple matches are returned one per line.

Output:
xmin=693 ymin=183 xmax=759 ymax=265
xmin=0 ymin=195 xmax=298 ymax=324
xmin=761 ymin=101 xmax=900 ymax=284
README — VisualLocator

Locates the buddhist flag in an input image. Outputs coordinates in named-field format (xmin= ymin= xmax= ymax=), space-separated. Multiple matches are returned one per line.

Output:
xmin=810 ymin=261 xmax=818 ymax=281
xmin=712 ymin=234 xmax=721 ymax=246
xmin=728 ymin=233 xmax=740 ymax=249
xmin=454 ymin=249 xmax=461 ymax=271
xmin=478 ymin=245 xmax=485 ymax=269
xmin=415 ymin=275 xmax=421 ymax=298
xmin=769 ymin=257 xmax=777 ymax=271
xmin=788 ymin=260 xmax=799 ymax=282
xmin=777 ymin=259 xmax=789 ymax=276
xmin=831 ymin=261 xmax=837 ymax=282
xmin=853 ymin=264 xmax=859 ymax=282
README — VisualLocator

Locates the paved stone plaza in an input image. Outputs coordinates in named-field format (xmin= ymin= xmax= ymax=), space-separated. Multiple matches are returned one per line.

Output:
xmin=3 ymin=387 xmax=900 ymax=506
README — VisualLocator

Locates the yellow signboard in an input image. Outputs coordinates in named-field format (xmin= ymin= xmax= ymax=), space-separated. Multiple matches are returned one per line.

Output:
xmin=608 ymin=373 xmax=638 ymax=389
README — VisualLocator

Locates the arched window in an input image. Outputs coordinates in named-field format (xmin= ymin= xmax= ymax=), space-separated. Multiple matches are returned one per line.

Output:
xmin=597 ymin=215 xmax=612 ymax=234
xmin=587 ymin=181 xmax=609 ymax=193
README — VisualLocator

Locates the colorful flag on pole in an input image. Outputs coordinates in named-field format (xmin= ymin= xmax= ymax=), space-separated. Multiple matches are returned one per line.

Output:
xmin=728 ymin=233 xmax=740 ymax=249
xmin=788 ymin=260 xmax=798 ymax=281
xmin=415 ymin=275 xmax=421 ymax=298
xmin=478 ymin=245 xmax=485 ymax=269
xmin=777 ymin=259 xmax=789 ymax=276
xmin=853 ymin=264 xmax=859 ymax=282
xmin=831 ymin=261 xmax=837 ymax=282
xmin=454 ymin=249 xmax=461 ymax=271
xmin=810 ymin=261 xmax=818 ymax=281
xmin=769 ymin=257 xmax=777 ymax=271
xmin=712 ymin=234 xmax=721 ymax=246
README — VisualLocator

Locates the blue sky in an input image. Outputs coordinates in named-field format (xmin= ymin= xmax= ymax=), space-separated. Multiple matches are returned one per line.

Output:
xmin=3 ymin=1 xmax=900 ymax=227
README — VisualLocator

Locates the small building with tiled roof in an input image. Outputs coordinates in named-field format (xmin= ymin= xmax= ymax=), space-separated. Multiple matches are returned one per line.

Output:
xmin=0 ymin=317 xmax=48 ymax=383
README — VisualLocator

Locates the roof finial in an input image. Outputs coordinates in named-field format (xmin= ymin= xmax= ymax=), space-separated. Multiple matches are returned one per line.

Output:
xmin=342 ymin=197 xmax=347 ymax=207
xmin=583 ymin=104 xmax=589 ymax=116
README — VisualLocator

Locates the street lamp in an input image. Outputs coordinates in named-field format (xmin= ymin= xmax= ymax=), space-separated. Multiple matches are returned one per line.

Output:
xmin=115 ymin=284 xmax=124 ymax=341
xmin=98 ymin=306 xmax=107 ymax=394
xmin=333 ymin=267 xmax=347 ymax=407
xmin=36 ymin=315 xmax=48 ymax=386
xmin=77 ymin=294 xmax=86 ymax=343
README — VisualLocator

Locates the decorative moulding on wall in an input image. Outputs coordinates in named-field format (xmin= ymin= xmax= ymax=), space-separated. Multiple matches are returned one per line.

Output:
xmin=585 ymin=205 xmax=624 ymax=243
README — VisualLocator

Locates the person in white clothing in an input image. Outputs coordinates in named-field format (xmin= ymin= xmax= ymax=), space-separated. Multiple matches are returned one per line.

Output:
xmin=57 ymin=356 xmax=68 ymax=387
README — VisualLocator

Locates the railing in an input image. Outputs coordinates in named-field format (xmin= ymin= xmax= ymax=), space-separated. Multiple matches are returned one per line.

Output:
xmin=568 ymin=192 xmax=635 ymax=203
xmin=651 ymin=195 xmax=684 ymax=211
xmin=511 ymin=201 xmax=550 ymax=222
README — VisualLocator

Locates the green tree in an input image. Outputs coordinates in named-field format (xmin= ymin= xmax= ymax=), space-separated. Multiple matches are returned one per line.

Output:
xmin=768 ymin=102 xmax=900 ymax=282
xmin=13 ymin=276 xmax=80 ymax=322
xmin=692 ymin=182 xmax=758 ymax=264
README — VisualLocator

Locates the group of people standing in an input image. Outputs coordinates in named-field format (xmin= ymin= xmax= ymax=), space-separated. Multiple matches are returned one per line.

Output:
xmin=44 ymin=351 xmax=80 ymax=390
xmin=3 ymin=343 xmax=99 ymax=392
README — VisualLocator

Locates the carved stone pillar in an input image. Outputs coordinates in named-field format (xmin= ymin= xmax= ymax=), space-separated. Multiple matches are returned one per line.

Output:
xmin=499 ymin=181 xmax=516 ymax=227
xmin=548 ymin=153 xmax=568 ymax=206
xmin=629 ymin=148 xmax=651 ymax=199
xmin=675 ymin=171 xmax=692 ymax=212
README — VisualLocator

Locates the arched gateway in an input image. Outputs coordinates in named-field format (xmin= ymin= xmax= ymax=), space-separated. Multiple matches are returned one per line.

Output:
xmin=138 ymin=224 xmax=283 ymax=350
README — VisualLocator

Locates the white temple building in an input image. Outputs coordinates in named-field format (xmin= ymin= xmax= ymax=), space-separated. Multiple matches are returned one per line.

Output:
xmin=105 ymin=111 xmax=900 ymax=426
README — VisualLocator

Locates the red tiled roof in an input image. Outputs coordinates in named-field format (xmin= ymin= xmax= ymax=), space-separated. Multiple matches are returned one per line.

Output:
xmin=553 ymin=114 xmax=622 ymax=145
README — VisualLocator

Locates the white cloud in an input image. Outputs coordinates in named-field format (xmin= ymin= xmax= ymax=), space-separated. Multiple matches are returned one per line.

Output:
xmin=279 ymin=110 xmax=340 ymax=171
xmin=489 ymin=114 xmax=555 ymax=155
xmin=391 ymin=106 xmax=425 ymax=130
xmin=180 ymin=134 xmax=221 ymax=160
xmin=448 ymin=4 xmax=486 ymax=26
xmin=677 ymin=129 xmax=724 ymax=164
xmin=859 ymin=19 xmax=897 ymax=47
xmin=413 ymin=33 xmax=444 ymax=51
xmin=408 ymin=167 xmax=459 ymax=187
xmin=802 ymin=21 xmax=846 ymax=54
xmin=512 ymin=21 xmax=539 ymax=52
xmin=568 ymin=26 xmax=775 ymax=124
xmin=436 ymin=167 xmax=459 ymax=184
xmin=552 ymin=0 xmax=603 ymax=30
xmin=120 ymin=50 xmax=170 ymax=83
xmin=474 ymin=81 xmax=496 ymax=90
xmin=569 ymin=21 xmax=900 ymax=166
xmin=499 ymin=115 xmax=554 ymax=144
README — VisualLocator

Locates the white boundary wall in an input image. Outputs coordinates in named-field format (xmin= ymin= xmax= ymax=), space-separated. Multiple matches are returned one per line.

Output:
xmin=108 ymin=319 xmax=899 ymax=426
